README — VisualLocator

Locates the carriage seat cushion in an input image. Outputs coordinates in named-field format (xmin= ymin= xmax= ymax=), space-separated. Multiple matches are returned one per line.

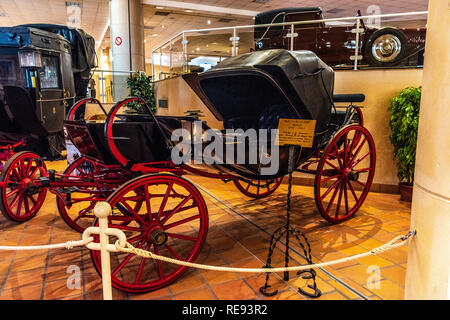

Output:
xmin=85 ymin=121 xmax=172 ymax=164
xmin=333 ymin=94 xmax=365 ymax=103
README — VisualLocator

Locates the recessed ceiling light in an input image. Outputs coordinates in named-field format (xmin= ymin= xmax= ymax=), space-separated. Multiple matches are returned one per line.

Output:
xmin=152 ymin=33 xmax=159 ymax=37
xmin=156 ymin=6 xmax=164 ymax=9
xmin=207 ymin=20 xmax=211 ymax=24
xmin=185 ymin=9 xmax=193 ymax=13
xmin=196 ymin=47 xmax=200 ymax=51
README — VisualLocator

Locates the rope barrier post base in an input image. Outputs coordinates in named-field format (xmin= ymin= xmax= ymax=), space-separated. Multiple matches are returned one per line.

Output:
xmin=260 ymin=145 xmax=322 ymax=298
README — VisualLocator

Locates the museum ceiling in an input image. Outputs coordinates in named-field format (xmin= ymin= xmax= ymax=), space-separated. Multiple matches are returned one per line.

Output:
xmin=0 ymin=0 xmax=429 ymax=62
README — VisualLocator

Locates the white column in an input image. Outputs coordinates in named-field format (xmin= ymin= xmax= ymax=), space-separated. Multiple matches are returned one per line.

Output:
xmin=404 ymin=0 xmax=450 ymax=300
xmin=110 ymin=0 xmax=145 ymax=100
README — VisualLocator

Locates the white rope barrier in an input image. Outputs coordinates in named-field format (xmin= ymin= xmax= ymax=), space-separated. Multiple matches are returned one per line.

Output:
xmin=0 ymin=238 xmax=93 ymax=251
xmin=0 ymin=201 xmax=417 ymax=300
xmin=114 ymin=232 xmax=414 ymax=274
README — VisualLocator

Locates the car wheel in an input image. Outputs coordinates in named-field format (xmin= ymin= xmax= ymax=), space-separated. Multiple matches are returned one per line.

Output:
xmin=365 ymin=28 xmax=408 ymax=67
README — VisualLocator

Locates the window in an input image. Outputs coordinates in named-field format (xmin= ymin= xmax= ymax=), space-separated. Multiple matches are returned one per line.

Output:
xmin=39 ymin=55 xmax=60 ymax=89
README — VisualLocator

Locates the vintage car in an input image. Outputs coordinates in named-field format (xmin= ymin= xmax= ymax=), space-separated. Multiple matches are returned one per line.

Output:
xmin=254 ymin=7 xmax=426 ymax=67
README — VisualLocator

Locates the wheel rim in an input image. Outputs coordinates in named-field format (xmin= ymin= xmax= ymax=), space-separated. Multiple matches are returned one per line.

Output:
xmin=371 ymin=34 xmax=402 ymax=62
xmin=315 ymin=126 xmax=375 ymax=223
xmin=91 ymin=174 xmax=208 ymax=293
xmin=234 ymin=178 xmax=283 ymax=199
xmin=0 ymin=152 xmax=47 ymax=222
xmin=57 ymin=157 xmax=131 ymax=233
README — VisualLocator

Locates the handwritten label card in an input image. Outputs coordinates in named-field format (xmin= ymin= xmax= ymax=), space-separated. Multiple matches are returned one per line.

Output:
xmin=277 ymin=119 xmax=316 ymax=147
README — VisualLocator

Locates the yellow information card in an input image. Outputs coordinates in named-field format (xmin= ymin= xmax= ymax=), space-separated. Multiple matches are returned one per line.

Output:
xmin=276 ymin=118 xmax=316 ymax=147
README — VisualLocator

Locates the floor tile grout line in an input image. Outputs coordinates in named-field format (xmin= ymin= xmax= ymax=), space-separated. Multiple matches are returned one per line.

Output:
xmin=206 ymin=199 xmax=308 ymax=300
xmin=194 ymin=181 xmax=371 ymax=300
xmin=0 ymin=222 xmax=29 ymax=296
xmin=40 ymin=205 xmax=57 ymax=300
xmin=195 ymin=269 xmax=220 ymax=300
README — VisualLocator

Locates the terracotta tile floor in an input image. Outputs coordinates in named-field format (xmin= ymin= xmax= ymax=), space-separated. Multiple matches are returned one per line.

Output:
xmin=0 ymin=160 xmax=412 ymax=300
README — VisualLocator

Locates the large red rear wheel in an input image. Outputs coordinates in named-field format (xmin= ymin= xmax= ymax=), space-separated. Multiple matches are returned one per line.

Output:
xmin=57 ymin=157 xmax=131 ymax=233
xmin=233 ymin=178 xmax=283 ymax=199
xmin=0 ymin=151 xmax=47 ymax=222
xmin=91 ymin=174 xmax=208 ymax=293
xmin=314 ymin=125 xmax=376 ymax=224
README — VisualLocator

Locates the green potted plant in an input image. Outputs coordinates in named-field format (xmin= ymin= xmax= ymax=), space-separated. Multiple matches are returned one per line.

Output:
xmin=126 ymin=72 xmax=157 ymax=114
xmin=388 ymin=86 xmax=421 ymax=201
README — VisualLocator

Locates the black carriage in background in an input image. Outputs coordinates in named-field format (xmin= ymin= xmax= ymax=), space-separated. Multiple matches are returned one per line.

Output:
xmin=0 ymin=24 xmax=96 ymax=160
xmin=0 ymin=49 xmax=375 ymax=293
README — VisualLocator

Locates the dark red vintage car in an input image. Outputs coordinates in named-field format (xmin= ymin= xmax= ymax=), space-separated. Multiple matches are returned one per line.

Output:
xmin=254 ymin=7 xmax=426 ymax=67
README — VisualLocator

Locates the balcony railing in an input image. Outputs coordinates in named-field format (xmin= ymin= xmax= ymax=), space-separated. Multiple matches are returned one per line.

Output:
xmin=151 ymin=10 xmax=428 ymax=81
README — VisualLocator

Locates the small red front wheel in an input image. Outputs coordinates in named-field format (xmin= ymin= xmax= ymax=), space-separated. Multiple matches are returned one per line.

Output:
xmin=233 ymin=178 xmax=283 ymax=199
xmin=0 ymin=151 xmax=47 ymax=222
xmin=314 ymin=125 xmax=376 ymax=224
xmin=57 ymin=157 xmax=132 ymax=233
xmin=91 ymin=174 xmax=208 ymax=293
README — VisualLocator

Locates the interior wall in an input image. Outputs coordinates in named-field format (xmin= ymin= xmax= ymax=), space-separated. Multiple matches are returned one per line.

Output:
xmin=153 ymin=68 xmax=423 ymax=192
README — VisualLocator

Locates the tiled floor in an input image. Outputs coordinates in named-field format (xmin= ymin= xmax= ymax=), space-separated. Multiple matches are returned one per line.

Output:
xmin=0 ymin=160 xmax=412 ymax=300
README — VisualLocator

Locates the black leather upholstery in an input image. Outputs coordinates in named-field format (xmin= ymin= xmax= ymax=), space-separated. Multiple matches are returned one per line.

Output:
xmin=333 ymin=94 xmax=365 ymax=103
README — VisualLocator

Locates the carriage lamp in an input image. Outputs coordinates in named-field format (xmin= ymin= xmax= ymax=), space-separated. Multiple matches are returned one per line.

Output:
xmin=18 ymin=51 xmax=42 ymax=68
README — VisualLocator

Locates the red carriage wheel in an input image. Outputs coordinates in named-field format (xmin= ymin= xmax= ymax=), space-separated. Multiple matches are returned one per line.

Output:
xmin=57 ymin=157 xmax=134 ymax=233
xmin=91 ymin=174 xmax=208 ymax=293
xmin=0 ymin=151 xmax=47 ymax=222
xmin=233 ymin=178 xmax=283 ymax=199
xmin=314 ymin=125 xmax=376 ymax=224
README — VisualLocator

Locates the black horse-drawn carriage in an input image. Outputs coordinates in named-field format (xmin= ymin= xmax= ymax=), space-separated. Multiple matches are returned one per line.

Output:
xmin=0 ymin=49 xmax=375 ymax=293
xmin=0 ymin=24 xmax=96 ymax=160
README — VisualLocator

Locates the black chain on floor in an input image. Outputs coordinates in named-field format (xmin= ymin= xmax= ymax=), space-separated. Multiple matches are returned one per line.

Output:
xmin=259 ymin=146 xmax=321 ymax=298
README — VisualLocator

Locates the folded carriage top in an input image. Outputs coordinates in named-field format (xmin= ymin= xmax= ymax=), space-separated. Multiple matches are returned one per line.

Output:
xmin=183 ymin=49 xmax=335 ymax=132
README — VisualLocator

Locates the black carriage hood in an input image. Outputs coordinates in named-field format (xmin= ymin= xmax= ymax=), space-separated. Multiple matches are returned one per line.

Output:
xmin=17 ymin=24 xmax=97 ymax=73
xmin=183 ymin=49 xmax=334 ymax=130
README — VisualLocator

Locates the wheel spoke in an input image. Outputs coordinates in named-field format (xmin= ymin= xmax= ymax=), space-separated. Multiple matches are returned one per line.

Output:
xmin=163 ymin=214 xmax=200 ymax=230
xmin=9 ymin=191 xmax=21 ymax=208
xmin=118 ymin=200 xmax=145 ymax=225
xmin=335 ymin=180 xmax=344 ymax=218
xmin=347 ymin=180 xmax=359 ymax=203
xmin=320 ymin=174 xmax=341 ymax=183
xmin=324 ymin=159 xmax=340 ymax=171
xmin=351 ymin=151 xmax=372 ymax=169
xmin=349 ymin=137 xmax=367 ymax=164
xmin=112 ymin=240 xmax=145 ymax=277
xmin=157 ymin=183 xmax=173 ymax=221
xmin=143 ymin=184 xmax=152 ymax=222
xmin=320 ymin=177 xmax=343 ymax=201
xmin=135 ymin=242 xmax=151 ymax=284
xmin=325 ymin=180 xmax=341 ymax=215
xmin=165 ymin=243 xmax=183 ymax=260
xmin=23 ymin=196 xmax=30 ymax=214
xmin=6 ymin=188 xmax=20 ymax=198
xmin=334 ymin=145 xmax=344 ymax=169
xmin=16 ymin=195 xmax=23 ymax=217
xmin=160 ymin=194 xmax=193 ymax=225
xmin=167 ymin=233 xmax=198 ymax=242
xmin=153 ymin=245 xmax=164 ymax=279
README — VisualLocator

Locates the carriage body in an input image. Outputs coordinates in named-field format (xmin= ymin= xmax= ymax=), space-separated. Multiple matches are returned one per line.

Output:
xmin=0 ymin=49 xmax=376 ymax=294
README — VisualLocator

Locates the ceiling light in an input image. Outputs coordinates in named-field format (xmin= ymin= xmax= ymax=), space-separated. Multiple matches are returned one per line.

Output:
xmin=207 ymin=20 xmax=211 ymax=25
xmin=156 ymin=6 xmax=164 ymax=9
xmin=185 ymin=10 xmax=193 ymax=13
xmin=152 ymin=33 xmax=159 ymax=37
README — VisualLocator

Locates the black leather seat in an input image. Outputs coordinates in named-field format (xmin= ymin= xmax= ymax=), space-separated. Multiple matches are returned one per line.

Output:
xmin=333 ymin=94 xmax=365 ymax=103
